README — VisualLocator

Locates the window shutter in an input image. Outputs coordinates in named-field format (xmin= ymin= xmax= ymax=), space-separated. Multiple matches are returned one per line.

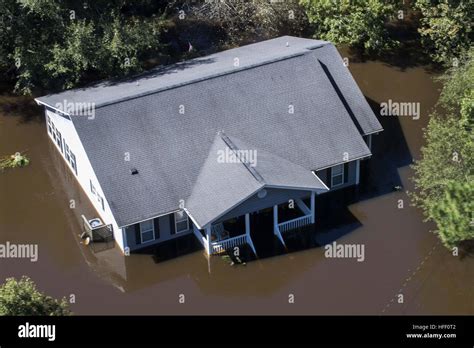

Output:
xmin=344 ymin=163 xmax=349 ymax=184
xmin=170 ymin=213 xmax=176 ymax=235
xmin=153 ymin=218 xmax=160 ymax=240
xmin=134 ymin=224 xmax=141 ymax=245
xmin=326 ymin=168 xmax=332 ymax=188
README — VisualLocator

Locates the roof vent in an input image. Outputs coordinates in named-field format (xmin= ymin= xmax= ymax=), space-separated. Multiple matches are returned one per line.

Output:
xmin=286 ymin=41 xmax=289 ymax=47
xmin=130 ymin=168 xmax=139 ymax=175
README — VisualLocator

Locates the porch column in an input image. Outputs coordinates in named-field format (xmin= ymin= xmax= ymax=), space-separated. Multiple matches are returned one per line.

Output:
xmin=205 ymin=226 xmax=212 ymax=255
xmin=245 ymin=213 xmax=250 ymax=236
xmin=273 ymin=204 xmax=278 ymax=233
xmin=245 ymin=213 xmax=257 ymax=256
xmin=310 ymin=191 xmax=315 ymax=224
xmin=355 ymin=160 xmax=360 ymax=185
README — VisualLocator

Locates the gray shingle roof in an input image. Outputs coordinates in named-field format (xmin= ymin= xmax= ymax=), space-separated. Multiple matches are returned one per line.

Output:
xmin=36 ymin=36 xmax=327 ymax=112
xmin=36 ymin=36 xmax=382 ymax=227
xmin=186 ymin=133 xmax=328 ymax=228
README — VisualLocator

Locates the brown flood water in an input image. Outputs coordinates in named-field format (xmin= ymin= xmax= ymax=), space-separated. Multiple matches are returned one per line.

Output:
xmin=0 ymin=51 xmax=473 ymax=315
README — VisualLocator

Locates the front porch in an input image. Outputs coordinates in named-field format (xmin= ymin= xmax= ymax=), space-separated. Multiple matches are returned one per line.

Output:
xmin=192 ymin=192 xmax=316 ymax=256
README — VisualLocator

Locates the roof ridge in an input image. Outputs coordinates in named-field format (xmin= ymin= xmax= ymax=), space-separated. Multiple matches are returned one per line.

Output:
xmin=218 ymin=131 xmax=265 ymax=185
xmin=92 ymin=51 xmax=316 ymax=111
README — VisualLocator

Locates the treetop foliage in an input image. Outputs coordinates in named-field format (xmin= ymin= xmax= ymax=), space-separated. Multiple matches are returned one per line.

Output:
xmin=411 ymin=49 xmax=474 ymax=249
xmin=0 ymin=277 xmax=71 ymax=316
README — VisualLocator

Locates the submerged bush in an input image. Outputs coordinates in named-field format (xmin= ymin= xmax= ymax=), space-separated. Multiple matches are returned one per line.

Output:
xmin=0 ymin=152 xmax=30 ymax=171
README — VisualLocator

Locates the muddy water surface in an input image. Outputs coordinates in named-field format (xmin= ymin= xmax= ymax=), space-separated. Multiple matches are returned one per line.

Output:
xmin=0 ymin=53 xmax=472 ymax=315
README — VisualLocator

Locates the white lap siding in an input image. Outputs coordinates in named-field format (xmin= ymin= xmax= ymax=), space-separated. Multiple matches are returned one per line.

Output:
xmin=45 ymin=109 xmax=126 ymax=252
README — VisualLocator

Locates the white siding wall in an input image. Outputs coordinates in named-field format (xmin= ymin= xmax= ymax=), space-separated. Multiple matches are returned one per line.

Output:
xmin=45 ymin=109 xmax=126 ymax=252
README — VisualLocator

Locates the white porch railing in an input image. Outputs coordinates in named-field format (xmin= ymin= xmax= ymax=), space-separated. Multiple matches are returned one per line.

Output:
xmin=211 ymin=234 xmax=247 ymax=254
xmin=278 ymin=214 xmax=312 ymax=233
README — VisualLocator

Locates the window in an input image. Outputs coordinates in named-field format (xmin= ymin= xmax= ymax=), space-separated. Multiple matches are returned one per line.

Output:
xmin=69 ymin=151 xmax=77 ymax=175
xmin=97 ymin=194 xmax=104 ymax=211
xmin=174 ymin=211 xmax=189 ymax=233
xmin=64 ymin=141 xmax=71 ymax=163
xmin=90 ymin=180 xmax=96 ymax=195
xmin=55 ymin=128 xmax=63 ymax=153
xmin=139 ymin=220 xmax=155 ymax=243
xmin=331 ymin=164 xmax=344 ymax=187
xmin=46 ymin=115 xmax=52 ymax=134
xmin=51 ymin=123 xmax=57 ymax=141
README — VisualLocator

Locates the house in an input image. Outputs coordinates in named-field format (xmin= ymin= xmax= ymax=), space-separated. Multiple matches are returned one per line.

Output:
xmin=35 ymin=36 xmax=383 ymax=257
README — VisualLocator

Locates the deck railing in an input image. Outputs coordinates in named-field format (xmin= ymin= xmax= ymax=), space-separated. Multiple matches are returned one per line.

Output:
xmin=278 ymin=214 xmax=312 ymax=233
xmin=211 ymin=234 xmax=247 ymax=254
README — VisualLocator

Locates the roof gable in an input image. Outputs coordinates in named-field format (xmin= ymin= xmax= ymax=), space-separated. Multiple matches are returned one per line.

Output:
xmin=186 ymin=133 xmax=328 ymax=228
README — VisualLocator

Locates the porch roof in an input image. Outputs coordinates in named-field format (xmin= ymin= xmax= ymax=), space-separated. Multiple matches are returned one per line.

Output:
xmin=185 ymin=133 xmax=328 ymax=228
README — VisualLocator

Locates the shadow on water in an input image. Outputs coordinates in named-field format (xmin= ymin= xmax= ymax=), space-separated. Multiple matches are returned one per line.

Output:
xmin=359 ymin=98 xmax=413 ymax=199
xmin=226 ymin=93 xmax=414 ymax=262
xmin=0 ymin=95 xmax=42 ymax=123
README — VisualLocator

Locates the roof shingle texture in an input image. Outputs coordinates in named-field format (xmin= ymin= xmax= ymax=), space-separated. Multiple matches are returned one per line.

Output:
xmin=37 ymin=36 xmax=382 ymax=227
xmin=186 ymin=133 xmax=328 ymax=228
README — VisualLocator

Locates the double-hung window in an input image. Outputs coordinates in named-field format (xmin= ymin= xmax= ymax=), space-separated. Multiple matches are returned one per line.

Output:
xmin=331 ymin=164 xmax=344 ymax=187
xmin=69 ymin=151 xmax=77 ymax=175
xmin=51 ymin=123 xmax=57 ymax=142
xmin=90 ymin=180 xmax=96 ymax=195
xmin=55 ymin=128 xmax=63 ymax=153
xmin=139 ymin=220 xmax=155 ymax=243
xmin=46 ymin=115 xmax=52 ymax=134
xmin=97 ymin=194 xmax=105 ymax=211
xmin=174 ymin=211 xmax=189 ymax=233
xmin=64 ymin=141 xmax=71 ymax=163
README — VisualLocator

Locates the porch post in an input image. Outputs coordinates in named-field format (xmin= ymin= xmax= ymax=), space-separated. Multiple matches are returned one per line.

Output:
xmin=245 ymin=213 xmax=250 ymax=235
xmin=273 ymin=204 xmax=278 ymax=233
xmin=355 ymin=160 xmax=360 ymax=185
xmin=245 ymin=213 xmax=257 ymax=256
xmin=205 ymin=226 xmax=212 ymax=255
xmin=310 ymin=191 xmax=315 ymax=224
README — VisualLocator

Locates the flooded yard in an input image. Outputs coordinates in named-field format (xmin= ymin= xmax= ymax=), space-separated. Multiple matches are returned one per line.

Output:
xmin=0 ymin=52 xmax=472 ymax=315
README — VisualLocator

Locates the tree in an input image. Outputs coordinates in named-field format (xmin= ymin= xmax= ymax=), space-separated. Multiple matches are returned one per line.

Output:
xmin=411 ymin=49 xmax=474 ymax=249
xmin=415 ymin=0 xmax=473 ymax=66
xmin=0 ymin=0 xmax=65 ymax=94
xmin=300 ymin=0 xmax=398 ymax=55
xmin=0 ymin=277 xmax=71 ymax=315
xmin=429 ymin=181 xmax=474 ymax=248
xmin=0 ymin=0 xmax=167 ymax=95
xmin=437 ymin=48 xmax=474 ymax=131
xmin=174 ymin=0 xmax=308 ymax=46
